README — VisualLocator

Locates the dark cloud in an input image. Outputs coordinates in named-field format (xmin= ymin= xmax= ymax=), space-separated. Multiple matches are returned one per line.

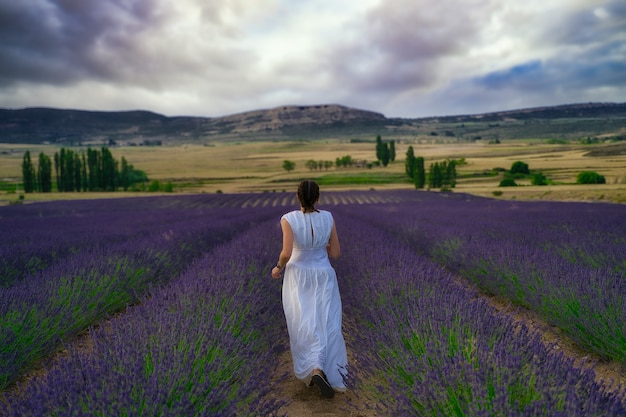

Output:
xmin=0 ymin=0 xmax=165 ymax=86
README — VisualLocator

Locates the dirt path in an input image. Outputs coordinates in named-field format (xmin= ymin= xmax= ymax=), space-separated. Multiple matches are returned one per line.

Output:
xmin=266 ymin=350 xmax=378 ymax=417
xmin=265 ymin=319 xmax=385 ymax=417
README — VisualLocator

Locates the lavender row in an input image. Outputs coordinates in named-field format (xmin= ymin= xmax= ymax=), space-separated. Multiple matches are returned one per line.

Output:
xmin=342 ymin=194 xmax=626 ymax=365
xmin=0 ymin=195 xmax=273 ymax=286
xmin=1 ymin=218 xmax=287 ymax=416
xmin=0 ymin=198 xmax=279 ymax=391
xmin=331 ymin=207 xmax=625 ymax=415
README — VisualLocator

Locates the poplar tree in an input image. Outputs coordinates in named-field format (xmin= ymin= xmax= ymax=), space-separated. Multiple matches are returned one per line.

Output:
xmin=64 ymin=148 xmax=75 ymax=191
xmin=37 ymin=152 xmax=52 ymax=192
xmin=53 ymin=152 xmax=60 ymax=191
xmin=87 ymin=148 xmax=99 ymax=191
xmin=375 ymin=135 xmax=383 ymax=162
xmin=405 ymin=146 xmax=415 ymax=178
xmin=429 ymin=162 xmax=443 ymax=188
xmin=22 ymin=151 xmax=36 ymax=193
xmin=73 ymin=152 xmax=82 ymax=192
xmin=101 ymin=147 xmax=117 ymax=191
xmin=414 ymin=156 xmax=425 ymax=189
xmin=380 ymin=142 xmax=390 ymax=167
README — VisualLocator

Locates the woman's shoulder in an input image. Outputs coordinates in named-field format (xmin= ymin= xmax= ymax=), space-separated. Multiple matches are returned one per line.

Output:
xmin=318 ymin=209 xmax=334 ymax=219
xmin=281 ymin=210 xmax=301 ymax=221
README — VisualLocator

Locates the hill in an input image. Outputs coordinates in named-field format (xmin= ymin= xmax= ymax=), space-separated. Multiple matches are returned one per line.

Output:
xmin=1 ymin=102 xmax=625 ymax=145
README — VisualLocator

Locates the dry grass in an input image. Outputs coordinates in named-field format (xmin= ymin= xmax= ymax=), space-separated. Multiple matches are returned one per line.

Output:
xmin=1 ymin=140 xmax=625 ymax=204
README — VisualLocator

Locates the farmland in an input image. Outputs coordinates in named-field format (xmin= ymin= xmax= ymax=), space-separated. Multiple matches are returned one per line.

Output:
xmin=1 ymin=190 xmax=625 ymax=416
xmin=2 ymin=138 xmax=626 ymax=206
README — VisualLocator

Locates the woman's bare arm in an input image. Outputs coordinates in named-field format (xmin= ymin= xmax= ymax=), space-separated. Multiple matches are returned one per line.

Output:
xmin=326 ymin=221 xmax=341 ymax=259
xmin=272 ymin=218 xmax=293 ymax=278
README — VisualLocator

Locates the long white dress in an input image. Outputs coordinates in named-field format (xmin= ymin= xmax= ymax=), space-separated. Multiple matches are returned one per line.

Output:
xmin=281 ymin=209 xmax=348 ymax=390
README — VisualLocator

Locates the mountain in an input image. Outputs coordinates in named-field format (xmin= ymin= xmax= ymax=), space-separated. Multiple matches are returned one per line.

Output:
xmin=1 ymin=102 xmax=625 ymax=145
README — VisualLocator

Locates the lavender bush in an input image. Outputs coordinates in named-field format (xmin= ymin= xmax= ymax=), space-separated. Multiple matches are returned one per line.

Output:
xmin=0 ymin=195 xmax=279 ymax=390
xmin=345 ymin=192 xmax=626 ymax=365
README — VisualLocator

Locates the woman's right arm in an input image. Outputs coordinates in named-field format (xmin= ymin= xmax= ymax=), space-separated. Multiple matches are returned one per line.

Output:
xmin=272 ymin=218 xmax=293 ymax=279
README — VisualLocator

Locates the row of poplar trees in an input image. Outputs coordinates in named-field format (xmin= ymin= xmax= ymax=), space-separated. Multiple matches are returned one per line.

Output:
xmin=22 ymin=146 xmax=147 ymax=193
xmin=405 ymin=146 xmax=457 ymax=189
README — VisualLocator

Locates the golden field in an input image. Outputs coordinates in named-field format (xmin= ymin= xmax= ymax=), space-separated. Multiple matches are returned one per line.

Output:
xmin=1 ymin=139 xmax=625 ymax=205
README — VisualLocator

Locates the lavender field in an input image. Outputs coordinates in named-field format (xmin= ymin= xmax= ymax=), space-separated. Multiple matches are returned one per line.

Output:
xmin=1 ymin=190 xmax=625 ymax=416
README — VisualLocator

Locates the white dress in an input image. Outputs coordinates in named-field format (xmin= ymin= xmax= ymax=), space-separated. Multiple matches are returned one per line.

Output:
xmin=281 ymin=210 xmax=348 ymax=390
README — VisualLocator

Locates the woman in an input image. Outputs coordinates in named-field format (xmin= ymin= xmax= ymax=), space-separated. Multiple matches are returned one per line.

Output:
xmin=271 ymin=180 xmax=347 ymax=398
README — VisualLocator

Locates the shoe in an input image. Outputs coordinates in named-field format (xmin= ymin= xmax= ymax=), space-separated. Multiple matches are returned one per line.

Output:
xmin=311 ymin=373 xmax=335 ymax=399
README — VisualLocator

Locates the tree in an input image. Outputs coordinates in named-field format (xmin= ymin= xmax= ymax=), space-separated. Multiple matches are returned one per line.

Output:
xmin=63 ymin=148 xmax=75 ymax=191
xmin=73 ymin=152 xmax=82 ymax=192
xmin=576 ymin=171 xmax=606 ymax=184
xmin=305 ymin=160 xmax=318 ymax=171
xmin=375 ymin=135 xmax=383 ymax=161
xmin=414 ymin=156 xmax=425 ymax=189
xmin=335 ymin=155 xmax=354 ymax=168
xmin=282 ymin=160 xmax=296 ymax=173
xmin=442 ymin=160 xmax=457 ymax=188
xmin=119 ymin=157 xmax=131 ymax=191
xmin=405 ymin=146 xmax=415 ymax=178
xmin=380 ymin=142 xmax=390 ymax=167
xmin=428 ymin=160 xmax=457 ymax=189
xmin=389 ymin=140 xmax=396 ymax=162
xmin=22 ymin=151 xmax=36 ymax=193
xmin=87 ymin=148 xmax=99 ymax=191
xmin=53 ymin=152 xmax=60 ymax=191
xmin=428 ymin=163 xmax=443 ymax=188
xmin=37 ymin=152 xmax=52 ymax=192
xmin=101 ymin=147 xmax=117 ymax=191
xmin=119 ymin=159 xmax=148 ymax=190
xmin=510 ymin=161 xmax=530 ymax=175
xmin=81 ymin=153 xmax=88 ymax=191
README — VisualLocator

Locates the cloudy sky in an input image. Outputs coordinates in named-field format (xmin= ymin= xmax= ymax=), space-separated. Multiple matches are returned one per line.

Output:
xmin=0 ymin=0 xmax=624 ymax=118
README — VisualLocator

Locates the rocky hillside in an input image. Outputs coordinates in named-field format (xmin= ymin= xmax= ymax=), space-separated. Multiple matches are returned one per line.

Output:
xmin=0 ymin=102 xmax=624 ymax=145
xmin=206 ymin=104 xmax=386 ymax=134
xmin=0 ymin=104 xmax=387 ymax=145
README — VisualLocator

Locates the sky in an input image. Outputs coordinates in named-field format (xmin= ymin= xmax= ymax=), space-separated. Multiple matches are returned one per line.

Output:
xmin=0 ymin=0 xmax=625 ymax=118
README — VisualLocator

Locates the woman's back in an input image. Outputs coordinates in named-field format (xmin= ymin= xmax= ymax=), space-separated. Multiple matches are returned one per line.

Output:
xmin=283 ymin=210 xmax=333 ymax=249
xmin=282 ymin=210 xmax=333 ymax=268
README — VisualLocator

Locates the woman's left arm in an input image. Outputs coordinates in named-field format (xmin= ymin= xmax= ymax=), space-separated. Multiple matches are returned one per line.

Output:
xmin=326 ymin=221 xmax=341 ymax=259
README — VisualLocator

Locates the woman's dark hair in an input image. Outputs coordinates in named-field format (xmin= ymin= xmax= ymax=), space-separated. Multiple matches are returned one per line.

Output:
xmin=297 ymin=180 xmax=320 ymax=212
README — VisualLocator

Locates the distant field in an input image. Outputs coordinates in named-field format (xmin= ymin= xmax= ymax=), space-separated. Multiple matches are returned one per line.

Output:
xmin=1 ymin=139 xmax=625 ymax=204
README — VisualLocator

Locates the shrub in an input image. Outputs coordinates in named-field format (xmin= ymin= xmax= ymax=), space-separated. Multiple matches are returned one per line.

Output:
xmin=576 ymin=171 xmax=606 ymax=184
xmin=148 ymin=180 xmax=161 ymax=192
xmin=531 ymin=172 xmax=549 ymax=186
xmin=499 ymin=178 xmax=517 ymax=187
